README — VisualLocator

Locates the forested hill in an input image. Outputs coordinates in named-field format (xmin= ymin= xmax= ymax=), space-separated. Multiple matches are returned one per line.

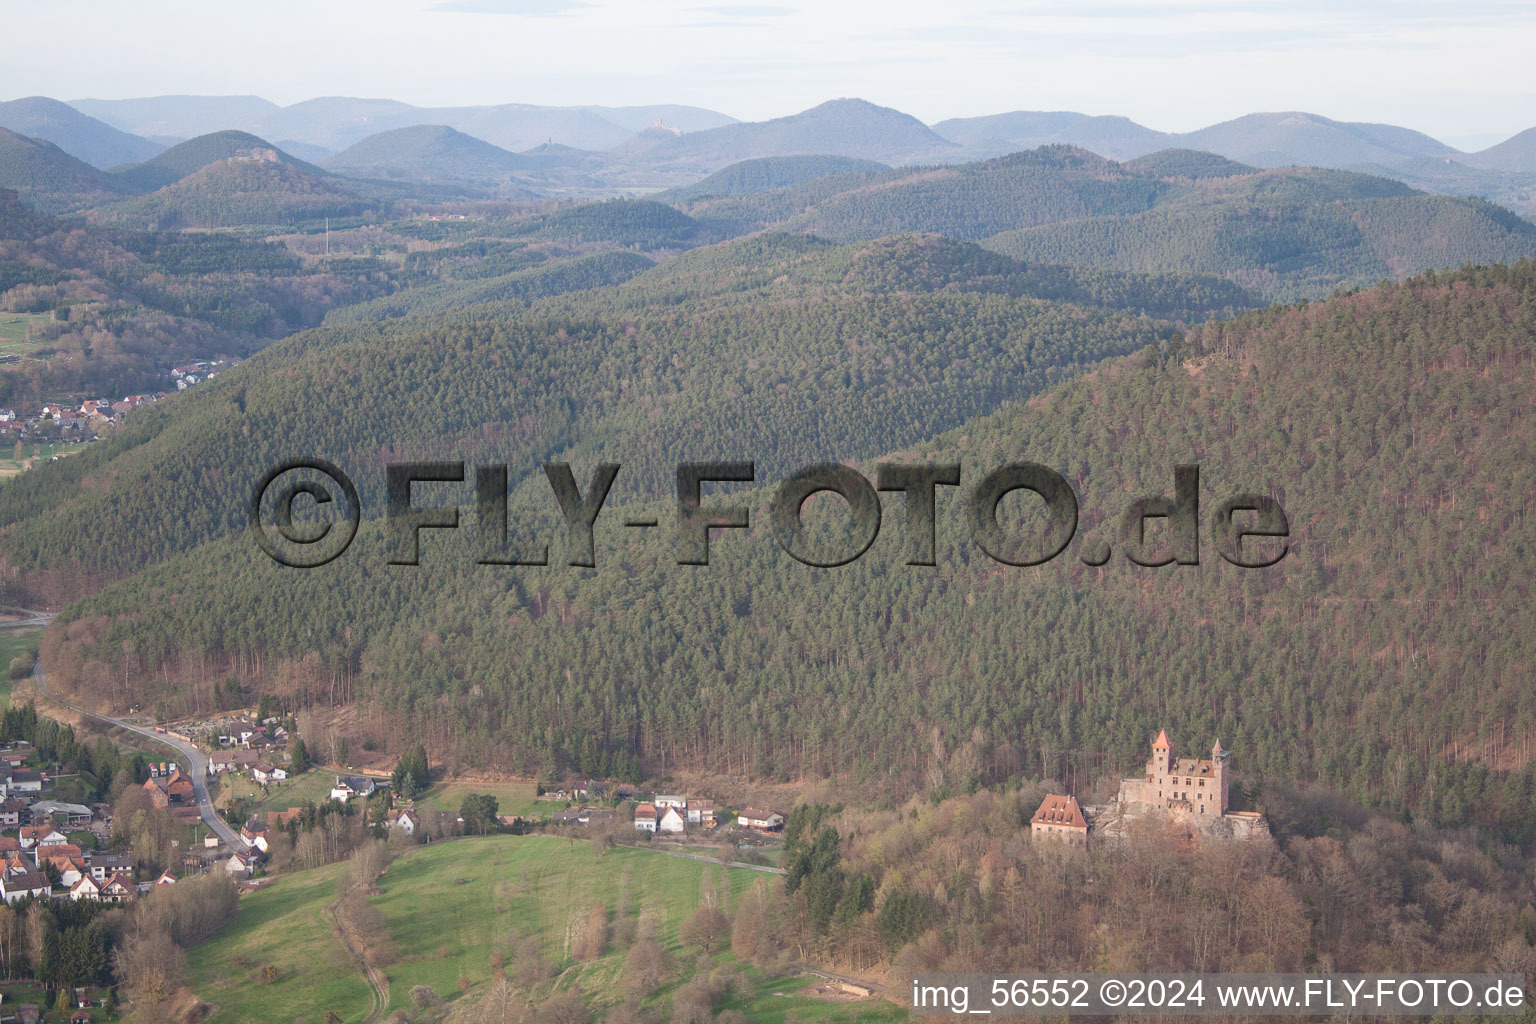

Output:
xmin=0 ymin=127 xmax=130 ymax=213
xmin=662 ymin=154 xmax=890 ymax=199
xmin=87 ymin=157 xmax=375 ymax=230
xmin=0 ymin=233 xmax=1226 ymax=583
xmin=0 ymin=192 xmax=391 ymax=402
xmin=674 ymin=149 xmax=1536 ymax=301
xmin=110 ymin=129 xmax=330 ymax=191
xmin=28 ymin=259 xmax=1536 ymax=839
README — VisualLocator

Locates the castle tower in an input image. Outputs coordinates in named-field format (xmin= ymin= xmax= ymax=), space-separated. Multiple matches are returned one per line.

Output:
xmin=1151 ymin=729 xmax=1172 ymax=780
xmin=1212 ymin=739 xmax=1229 ymax=814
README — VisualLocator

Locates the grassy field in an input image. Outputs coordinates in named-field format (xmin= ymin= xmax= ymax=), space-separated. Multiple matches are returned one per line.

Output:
xmin=0 ymin=311 xmax=52 ymax=357
xmin=417 ymin=779 xmax=542 ymax=820
xmin=189 ymin=862 xmax=374 ymax=1023
xmin=0 ymin=441 xmax=75 ymax=477
xmin=216 ymin=767 xmax=337 ymax=814
xmin=188 ymin=835 xmax=906 ymax=1023
xmin=0 ymin=625 xmax=41 ymax=707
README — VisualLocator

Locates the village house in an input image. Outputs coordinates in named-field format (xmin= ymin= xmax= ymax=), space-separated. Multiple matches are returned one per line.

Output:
xmin=43 ymin=853 xmax=87 ymax=887
xmin=632 ymin=802 xmax=658 ymax=832
xmin=100 ymin=873 xmax=135 ymax=903
xmin=225 ymin=849 xmax=260 ymax=877
xmin=330 ymin=776 xmax=386 ymax=803
xmin=736 ymin=808 xmax=785 ymax=832
xmin=87 ymin=851 xmax=135 ymax=881
xmin=19 ymin=825 xmax=66 ymax=850
xmin=241 ymin=818 xmax=269 ymax=852
xmin=387 ymin=808 xmax=421 ymax=836
xmin=143 ymin=768 xmax=195 ymax=809
xmin=685 ymin=799 xmax=715 ymax=827
xmin=68 ymin=874 xmax=102 ymax=901
xmin=209 ymin=750 xmax=263 ymax=773
xmin=0 ymin=798 xmax=28 ymax=826
xmin=252 ymin=763 xmax=288 ymax=785
xmin=4 ymin=768 xmax=43 ymax=795
xmin=1030 ymin=794 xmax=1089 ymax=846
xmin=0 ymin=869 xmax=49 ymax=904
xmin=654 ymin=794 xmax=686 ymax=810
xmin=658 ymin=805 xmax=685 ymax=833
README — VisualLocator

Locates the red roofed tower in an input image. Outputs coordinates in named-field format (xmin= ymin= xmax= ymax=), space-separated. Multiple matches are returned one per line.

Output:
xmin=1151 ymin=728 xmax=1172 ymax=781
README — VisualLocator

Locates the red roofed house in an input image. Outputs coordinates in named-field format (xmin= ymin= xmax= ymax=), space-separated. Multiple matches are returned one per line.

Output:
xmin=632 ymin=803 xmax=658 ymax=832
xmin=1031 ymin=794 xmax=1088 ymax=846
xmin=100 ymin=873 xmax=136 ymax=903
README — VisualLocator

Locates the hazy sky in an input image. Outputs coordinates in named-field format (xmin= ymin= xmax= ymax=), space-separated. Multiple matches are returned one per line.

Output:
xmin=5 ymin=0 xmax=1535 ymax=145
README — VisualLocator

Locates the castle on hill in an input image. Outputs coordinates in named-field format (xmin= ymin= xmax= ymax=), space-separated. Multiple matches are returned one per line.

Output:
xmin=1031 ymin=729 xmax=1268 ymax=846
xmin=1117 ymin=728 xmax=1229 ymax=816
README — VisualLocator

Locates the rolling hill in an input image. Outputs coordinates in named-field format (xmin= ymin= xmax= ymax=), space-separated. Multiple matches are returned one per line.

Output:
xmin=983 ymin=167 xmax=1536 ymax=300
xmin=1122 ymin=148 xmax=1256 ymax=179
xmin=89 ymin=155 xmax=372 ymax=229
xmin=0 ymin=127 xmax=129 ymax=212
xmin=0 ymin=232 xmax=1215 ymax=586
xmin=323 ymin=124 xmax=535 ymax=185
xmin=1466 ymin=127 xmax=1536 ymax=173
xmin=663 ymin=154 xmax=890 ymax=200
xmin=932 ymin=110 xmax=1173 ymax=160
xmin=673 ymin=148 xmax=1536 ymax=300
xmin=186 ymin=835 xmax=882 ymax=1024
xmin=0 ymin=95 xmax=163 ymax=169
xmin=1178 ymin=111 xmax=1459 ymax=168
xmin=626 ymin=98 xmax=959 ymax=172
xmin=110 ymin=129 xmax=330 ymax=192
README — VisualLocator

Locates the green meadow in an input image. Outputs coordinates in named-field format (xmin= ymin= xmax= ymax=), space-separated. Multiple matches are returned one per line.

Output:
xmin=187 ymin=834 xmax=906 ymax=1023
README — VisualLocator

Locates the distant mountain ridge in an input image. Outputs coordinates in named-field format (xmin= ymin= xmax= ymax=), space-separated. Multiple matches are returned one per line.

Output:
xmin=0 ymin=96 xmax=163 ymax=169
xmin=69 ymin=95 xmax=740 ymax=153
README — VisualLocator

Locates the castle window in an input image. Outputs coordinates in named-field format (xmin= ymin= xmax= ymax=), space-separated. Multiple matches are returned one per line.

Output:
xmin=1199 ymin=779 xmax=1205 ymax=787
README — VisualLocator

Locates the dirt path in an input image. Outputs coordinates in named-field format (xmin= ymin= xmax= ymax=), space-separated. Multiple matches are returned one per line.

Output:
xmin=325 ymin=897 xmax=390 ymax=1024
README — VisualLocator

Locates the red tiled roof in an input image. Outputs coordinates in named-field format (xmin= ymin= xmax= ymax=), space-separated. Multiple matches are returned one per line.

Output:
xmin=1152 ymin=729 xmax=1171 ymax=750
xmin=1032 ymin=794 xmax=1087 ymax=829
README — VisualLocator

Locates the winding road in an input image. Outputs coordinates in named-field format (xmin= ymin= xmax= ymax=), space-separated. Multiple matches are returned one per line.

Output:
xmin=10 ymin=611 xmax=242 ymax=849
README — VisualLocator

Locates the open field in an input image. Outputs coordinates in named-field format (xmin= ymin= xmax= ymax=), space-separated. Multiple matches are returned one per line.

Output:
xmin=0 ymin=311 xmax=52 ymax=357
xmin=188 ymin=834 xmax=906 ymax=1023
xmin=0 ymin=441 xmax=75 ymax=477
xmin=417 ymin=779 xmax=541 ymax=820
xmin=0 ymin=625 xmax=41 ymax=707
xmin=189 ymin=862 xmax=374 ymax=1023
xmin=215 ymin=766 xmax=336 ymax=813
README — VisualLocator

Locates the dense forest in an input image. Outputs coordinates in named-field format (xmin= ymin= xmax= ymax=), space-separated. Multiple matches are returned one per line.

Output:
xmin=15 ymin=254 xmax=1536 ymax=843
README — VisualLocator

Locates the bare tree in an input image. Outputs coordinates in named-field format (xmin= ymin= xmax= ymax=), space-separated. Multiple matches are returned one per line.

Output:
xmin=112 ymin=927 xmax=186 ymax=1023
xmin=573 ymin=902 xmax=608 ymax=961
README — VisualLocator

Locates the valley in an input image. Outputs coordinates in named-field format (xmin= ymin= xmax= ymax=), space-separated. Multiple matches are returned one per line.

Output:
xmin=0 ymin=74 xmax=1533 ymax=1024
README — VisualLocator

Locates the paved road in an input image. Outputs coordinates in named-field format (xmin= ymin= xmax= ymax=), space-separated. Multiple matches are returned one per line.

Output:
xmin=19 ymin=619 xmax=242 ymax=849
